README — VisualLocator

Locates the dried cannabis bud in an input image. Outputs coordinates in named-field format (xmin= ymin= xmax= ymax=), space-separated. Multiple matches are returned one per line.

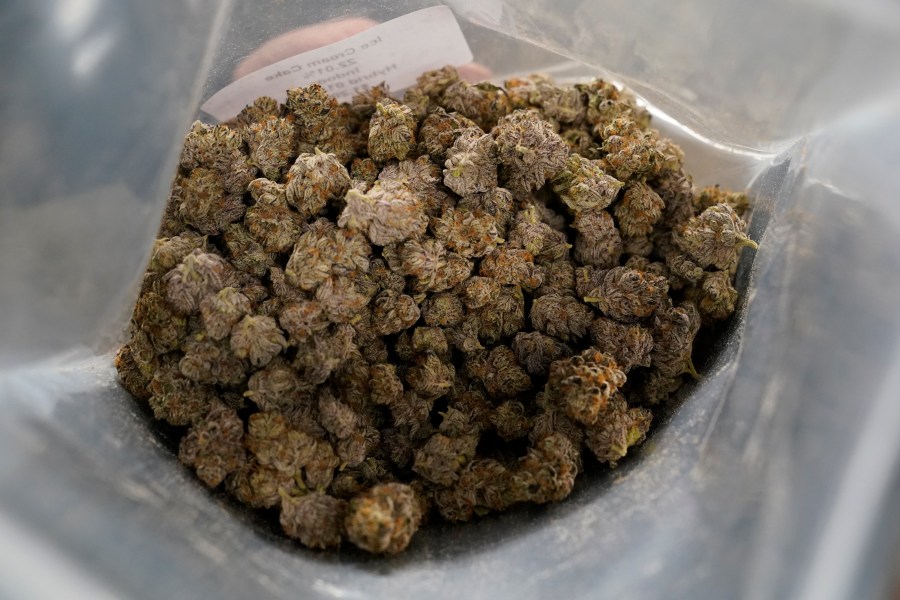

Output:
xmin=494 ymin=109 xmax=569 ymax=196
xmin=673 ymin=204 xmax=757 ymax=270
xmin=344 ymin=483 xmax=423 ymax=554
xmin=368 ymin=99 xmax=418 ymax=162
xmin=117 ymin=66 xmax=757 ymax=556
xmin=280 ymin=492 xmax=346 ymax=549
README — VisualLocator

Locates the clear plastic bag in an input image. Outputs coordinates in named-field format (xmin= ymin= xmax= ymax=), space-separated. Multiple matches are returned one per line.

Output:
xmin=2 ymin=1 xmax=900 ymax=598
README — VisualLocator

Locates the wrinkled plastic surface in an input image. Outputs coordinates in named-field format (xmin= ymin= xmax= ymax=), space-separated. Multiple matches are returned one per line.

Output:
xmin=2 ymin=1 xmax=900 ymax=599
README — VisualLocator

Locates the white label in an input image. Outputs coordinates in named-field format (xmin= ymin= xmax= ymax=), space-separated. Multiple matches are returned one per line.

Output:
xmin=200 ymin=6 xmax=474 ymax=121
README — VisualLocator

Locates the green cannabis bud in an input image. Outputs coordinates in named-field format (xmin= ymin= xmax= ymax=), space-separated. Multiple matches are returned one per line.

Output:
xmin=673 ymin=204 xmax=757 ymax=270
xmin=117 ymin=65 xmax=756 ymax=556
xmin=552 ymin=154 xmax=623 ymax=213
xmin=494 ymin=109 xmax=569 ymax=196
xmin=368 ymin=99 xmax=418 ymax=162
xmin=443 ymin=128 xmax=499 ymax=196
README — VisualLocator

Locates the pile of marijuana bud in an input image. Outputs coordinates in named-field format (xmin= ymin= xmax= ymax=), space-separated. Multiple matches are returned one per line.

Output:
xmin=115 ymin=66 xmax=756 ymax=554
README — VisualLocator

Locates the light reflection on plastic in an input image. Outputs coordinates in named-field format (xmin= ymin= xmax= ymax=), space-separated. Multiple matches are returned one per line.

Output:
xmin=72 ymin=30 xmax=117 ymax=79
xmin=54 ymin=0 xmax=101 ymax=40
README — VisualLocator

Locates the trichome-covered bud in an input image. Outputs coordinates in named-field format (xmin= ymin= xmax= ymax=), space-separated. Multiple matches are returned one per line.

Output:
xmin=163 ymin=249 xmax=234 ymax=315
xmin=370 ymin=363 xmax=404 ymax=406
xmin=427 ymin=252 xmax=473 ymax=293
xmin=583 ymin=267 xmax=669 ymax=321
xmin=115 ymin=344 xmax=151 ymax=401
xmin=292 ymin=324 xmax=358 ymax=384
xmin=457 ymin=276 xmax=503 ymax=310
xmin=280 ymin=492 xmax=346 ymax=549
xmin=284 ymin=220 xmax=337 ymax=291
xmin=688 ymin=270 xmax=738 ymax=322
xmin=318 ymin=392 xmax=360 ymax=440
xmin=405 ymin=352 xmax=455 ymax=401
xmin=418 ymin=107 xmax=478 ymax=161
xmin=534 ymin=260 xmax=576 ymax=297
xmin=378 ymin=156 xmax=452 ymax=216
xmin=599 ymin=116 xmax=658 ymax=181
xmin=614 ymin=181 xmax=665 ymax=237
xmin=442 ymin=81 xmax=512 ymax=131
xmin=133 ymin=291 xmax=187 ymax=353
xmin=622 ymin=234 xmax=654 ymax=258
xmin=199 ymin=286 xmax=251 ymax=340
xmin=147 ymin=359 xmax=212 ymax=426
xmin=465 ymin=345 xmax=532 ymax=398
xmin=368 ymin=99 xmax=417 ymax=162
xmin=278 ymin=300 xmax=329 ymax=341
xmin=413 ymin=432 xmax=478 ymax=485
xmin=372 ymin=289 xmax=421 ymax=335
xmin=654 ymin=168 xmax=696 ymax=226
xmin=490 ymin=400 xmax=531 ymax=441
xmin=530 ymin=293 xmax=593 ymax=342
xmin=179 ymin=337 xmax=246 ymax=387
xmin=245 ymin=178 xmax=302 ymax=253
xmin=339 ymin=181 xmax=428 ymax=245
xmin=545 ymin=349 xmax=626 ymax=426
xmin=445 ymin=316 xmax=484 ymax=353
xmin=244 ymin=357 xmax=313 ymax=412
xmin=422 ymin=292 xmax=465 ymax=328
xmin=443 ymin=128 xmax=498 ymax=195
xmin=515 ymin=433 xmax=579 ymax=503
xmin=344 ymin=483 xmax=423 ymax=554
xmin=245 ymin=116 xmax=297 ymax=180
xmin=286 ymin=83 xmax=348 ymax=144
xmin=284 ymin=150 xmax=352 ymax=219
xmin=583 ymin=393 xmax=652 ymax=466
xmin=650 ymin=302 xmax=702 ymax=378
xmin=410 ymin=326 xmax=451 ymax=359
xmin=234 ymin=96 xmax=280 ymax=127
xmin=635 ymin=368 xmax=685 ymax=405
xmin=673 ymin=204 xmax=757 ymax=270
xmin=350 ymin=82 xmax=394 ymax=119
xmin=493 ymin=109 xmax=569 ymax=197
xmin=431 ymin=206 xmax=502 ymax=258
xmin=479 ymin=248 xmax=543 ymax=290
xmin=414 ymin=65 xmax=462 ymax=100
xmin=588 ymin=317 xmax=654 ymax=372
xmin=350 ymin=157 xmax=380 ymax=188
xmin=457 ymin=187 xmax=516 ymax=233
xmin=179 ymin=121 xmax=257 ymax=195
xmin=149 ymin=232 xmax=207 ymax=275
xmin=230 ymin=315 xmax=287 ymax=367
xmin=438 ymin=406 xmax=477 ymax=438
xmin=229 ymin=460 xmax=296 ymax=509
xmin=315 ymin=270 xmax=372 ymax=324
xmin=304 ymin=438 xmax=342 ymax=490
xmin=512 ymin=331 xmax=573 ymax=377
xmin=561 ymin=127 xmax=595 ymax=157
xmin=532 ymin=81 xmax=587 ymax=124
xmin=222 ymin=223 xmax=275 ymax=277
xmin=474 ymin=285 xmax=526 ymax=345
xmin=571 ymin=209 xmax=622 ymax=268
xmin=551 ymin=154 xmax=623 ymax=213
xmin=508 ymin=206 xmax=570 ymax=263
xmin=179 ymin=405 xmax=245 ymax=488
xmin=664 ymin=251 xmax=704 ymax=285
xmin=694 ymin=185 xmax=750 ymax=217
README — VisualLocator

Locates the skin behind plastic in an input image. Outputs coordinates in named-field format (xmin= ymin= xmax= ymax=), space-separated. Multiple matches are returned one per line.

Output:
xmin=2 ymin=1 xmax=900 ymax=599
